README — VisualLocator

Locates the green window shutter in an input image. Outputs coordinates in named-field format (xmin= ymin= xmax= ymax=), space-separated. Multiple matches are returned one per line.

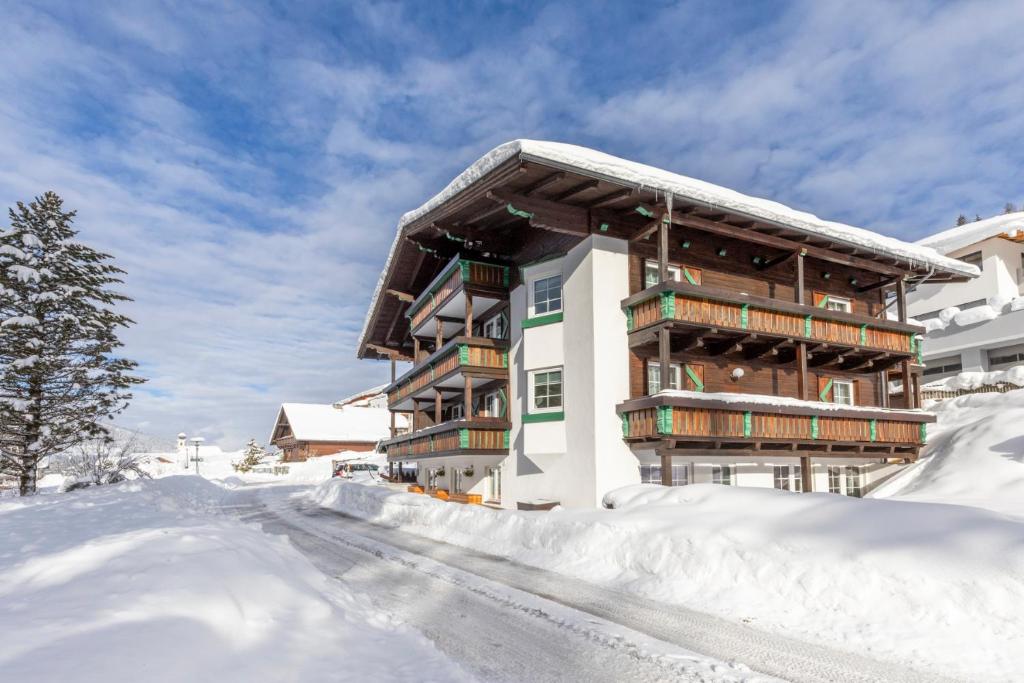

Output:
xmin=497 ymin=388 xmax=507 ymax=418
xmin=621 ymin=414 xmax=630 ymax=438
xmin=817 ymin=295 xmax=830 ymax=308
xmin=819 ymin=378 xmax=834 ymax=402
xmin=683 ymin=267 xmax=698 ymax=285
xmin=908 ymin=334 xmax=916 ymax=354
xmin=869 ymin=419 xmax=877 ymax=442
xmin=743 ymin=411 xmax=752 ymax=438
xmin=507 ymin=203 xmax=534 ymax=219
xmin=656 ymin=405 xmax=673 ymax=434
xmin=458 ymin=344 xmax=470 ymax=365
xmin=685 ymin=365 xmax=705 ymax=392
xmin=660 ymin=290 xmax=676 ymax=319
xmin=625 ymin=306 xmax=634 ymax=331
xmin=860 ymin=324 xmax=867 ymax=346
xmin=740 ymin=303 xmax=749 ymax=329
xmin=459 ymin=429 xmax=470 ymax=449
xmin=810 ymin=415 xmax=819 ymax=440
xmin=804 ymin=315 xmax=812 ymax=337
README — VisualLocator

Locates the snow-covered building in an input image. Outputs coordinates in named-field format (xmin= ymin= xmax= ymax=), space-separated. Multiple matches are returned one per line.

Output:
xmin=358 ymin=140 xmax=975 ymax=508
xmin=269 ymin=397 xmax=407 ymax=462
xmin=907 ymin=212 xmax=1024 ymax=381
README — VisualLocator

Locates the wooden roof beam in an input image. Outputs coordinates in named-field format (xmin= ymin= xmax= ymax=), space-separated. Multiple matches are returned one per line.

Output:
xmin=550 ymin=179 xmax=599 ymax=202
xmin=386 ymin=288 xmax=415 ymax=303
xmin=485 ymin=189 xmax=590 ymax=235
xmin=521 ymin=171 xmax=566 ymax=197
xmin=585 ymin=187 xmax=634 ymax=208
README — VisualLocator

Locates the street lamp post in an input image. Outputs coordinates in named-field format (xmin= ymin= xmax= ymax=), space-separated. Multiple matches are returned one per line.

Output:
xmin=188 ymin=437 xmax=205 ymax=475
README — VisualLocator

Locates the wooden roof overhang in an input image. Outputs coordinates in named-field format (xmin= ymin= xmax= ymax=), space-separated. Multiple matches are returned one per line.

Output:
xmin=360 ymin=156 xmax=972 ymax=360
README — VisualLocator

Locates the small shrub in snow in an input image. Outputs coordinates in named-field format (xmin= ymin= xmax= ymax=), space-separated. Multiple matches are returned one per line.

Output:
xmin=232 ymin=439 xmax=268 ymax=473
xmin=54 ymin=432 xmax=151 ymax=491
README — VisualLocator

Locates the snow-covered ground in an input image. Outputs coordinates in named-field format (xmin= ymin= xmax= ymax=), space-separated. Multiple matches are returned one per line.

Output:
xmin=873 ymin=388 xmax=1024 ymax=518
xmin=0 ymin=476 xmax=466 ymax=682
xmin=310 ymin=478 xmax=1024 ymax=681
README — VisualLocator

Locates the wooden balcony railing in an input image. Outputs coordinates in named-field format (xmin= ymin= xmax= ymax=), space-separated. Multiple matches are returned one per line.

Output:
xmin=387 ymin=337 xmax=508 ymax=407
xmin=623 ymin=282 xmax=923 ymax=358
xmin=618 ymin=394 xmax=933 ymax=451
xmin=384 ymin=418 xmax=510 ymax=460
xmin=407 ymin=256 xmax=510 ymax=331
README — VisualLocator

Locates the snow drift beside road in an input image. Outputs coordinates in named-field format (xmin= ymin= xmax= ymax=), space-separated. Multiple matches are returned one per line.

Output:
xmin=873 ymin=389 xmax=1024 ymax=518
xmin=0 ymin=476 xmax=465 ymax=682
xmin=311 ymin=480 xmax=1024 ymax=681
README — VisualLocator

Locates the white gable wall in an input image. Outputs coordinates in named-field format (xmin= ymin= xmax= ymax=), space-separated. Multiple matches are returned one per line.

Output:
xmin=909 ymin=237 xmax=1023 ymax=318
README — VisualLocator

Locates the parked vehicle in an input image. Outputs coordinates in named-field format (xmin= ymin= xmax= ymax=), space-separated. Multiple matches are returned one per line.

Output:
xmin=332 ymin=462 xmax=380 ymax=479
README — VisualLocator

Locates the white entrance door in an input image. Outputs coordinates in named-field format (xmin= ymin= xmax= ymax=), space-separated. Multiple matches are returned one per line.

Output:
xmin=486 ymin=466 xmax=501 ymax=502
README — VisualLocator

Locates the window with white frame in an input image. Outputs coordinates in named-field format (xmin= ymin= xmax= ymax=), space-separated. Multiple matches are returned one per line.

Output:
xmin=530 ymin=273 xmax=562 ymax=316
xmin=476 ymin=390 xmax=505 ymax=418
xmin=482 ymin=312 xmax=508 ymax=340
xmin=773 ymin=465 xmax=803 ymax=492
xmin=832 ymin=379 xmax=855 ymax=405
xmin=712 ymin=464 xmax=733 ymax=485
xmin=646 ymin=360 xmax=682 ymax=394
xmin=529 ymin=368 xmax=563 ymax=413
xmin=449 ymin=403 xmax=464 ymax=421
xmin=828 ymin=466 xmax=842 ymax=494
xmin=825 ymin=295 xmax=852 ymax=313
xmin=845 ymin=466 xmax=863 ymax=498
xmin=486 ymin=466 xmax=501 ymax=503
xmin=639 ymin=464 xmax=690 ymax=486
xmin=644 ymin=260 xmax=682 ymax=288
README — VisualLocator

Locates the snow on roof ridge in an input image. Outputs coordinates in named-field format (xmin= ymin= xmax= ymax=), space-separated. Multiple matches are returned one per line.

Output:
xmin=275 ymin=402 xmax=404 ymax=443
xmin=359 ymin=139 xmax=979 ymax=354
xmin=656 ymin=389 xmax=929 ymax=416
xmin=916 ymin=211 xmax=1024 ymax=255
xmin=333 ymin=383 xmax=388 ymax=407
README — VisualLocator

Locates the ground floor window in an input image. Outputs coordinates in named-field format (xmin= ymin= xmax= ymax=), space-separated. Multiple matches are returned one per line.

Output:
xmin=845 ymin=466 xmax=863 ymax=498
xmin=485 ymin=466 xmax=501 ymax=503
xmin=639 ymin=464 xmax=690 ymax=486
xmin=828 ymin=466 xmax=842 ymax=493
xmin=712 ymin=464 xmax=733 ymax=485
xmin=828 ymin=465 xmax=864 ymax=496
xmin=773 ymin=465 xmax=803 ymax=492
xmin=452 ymin=467 xmax=464 ymax=494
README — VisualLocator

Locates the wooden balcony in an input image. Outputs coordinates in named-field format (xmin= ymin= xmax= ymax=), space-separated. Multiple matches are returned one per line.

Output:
xmin=387 ymin=336 xmax=508 ymax=410
xmin=383 ymin=418 xmax=510 ymax=461
xmin=623 ymin=281 xmax=924 ymax=372
xmin=406 ymin=256 xmax=510 ymax=336
xmin=618 ymin=393 xmax=933 ymax=458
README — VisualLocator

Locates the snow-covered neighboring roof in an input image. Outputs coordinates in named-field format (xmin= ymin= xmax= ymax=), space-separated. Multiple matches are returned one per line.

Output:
xmin=333 ymin=384 xmax=388 ymax=408
xmin=654 ymin=389 xmax=928 ymax=417
xmin=272 ymin=403 xmax=407 ymax=444
xmin=359 ymin=140 xmax=979 ymax=355
xmin=916 ymin=211 xmax=1024 ymax=255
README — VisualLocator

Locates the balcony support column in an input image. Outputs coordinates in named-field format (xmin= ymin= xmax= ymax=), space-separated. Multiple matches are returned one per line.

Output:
xmin=658 ymin=192 xmax=672 ymax=282
xmin=465 ymin=291 xmax=474 ymax=337
xmin=659 ymin=450 xmax=673 ymax=486
xmin=800 ymin=455 xmax=813 ymax=492
xmin=659 ymin=325 xmax=671 ymax=393
xmin=795 ymin=250 xmax=809 ymax=400
xmin=389 ymin=358 xmax=397 ymax=481
xmin=435 ymin=320 xmax=443 ymax=352
xmin=464 ymin=373 xmax=473 ymax=423
xmin=413 ymin=337 xmax=420 ymax=363
xmin=896 ymin=278 xmax=915 ymax=409
xmin=434 ymin=389 xmax=442 ymax=424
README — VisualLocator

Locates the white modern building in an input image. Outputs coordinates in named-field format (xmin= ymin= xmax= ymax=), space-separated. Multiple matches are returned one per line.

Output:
xmin=358 ymin=141 xmax=973 ymax=508
xmin=907 ymin=212 xmax=1024 ymax=381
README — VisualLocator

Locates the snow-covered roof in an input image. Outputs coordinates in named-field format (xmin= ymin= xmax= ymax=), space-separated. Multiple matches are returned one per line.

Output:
xmin=359 ymin=140 xmax=979 ymax=354
xmin=333 ymin=384 xmax=388 ymax=408
xmin=272 ymin=403 xmax=407 ymax=444
xmin=916 ymin=211 xmax=1024 ymax=255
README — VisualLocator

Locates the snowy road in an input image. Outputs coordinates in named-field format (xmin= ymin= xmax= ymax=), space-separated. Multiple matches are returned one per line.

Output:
xmin=229 ymin=485 xmax=963 ymax=683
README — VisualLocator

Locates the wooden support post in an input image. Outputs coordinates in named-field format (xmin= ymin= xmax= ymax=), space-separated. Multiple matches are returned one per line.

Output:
xmin=795 ymin=250 xmax=809 ymax=400
xmin=434 ymin=389 xmax=442 ymax=424
xmin=465 ymin=291 xmax=474 ymax=337
xmin=901 ymin=360 xmax=914 ymax=409
xmin=659 ymin=325 xmax=671 ymax=393
xmin=660 ymin=452 xmax=673 ymax=487
xmin=896 ymin=278 xmax=908 ymax=323
xmin=413 ymin=337 xmax=420 ymax=363
xmin=464 ymin=374 xmax=473 ymax=422
xmin=658 ymin=193 xmax=672 ymax=282
xmin=800 ymin=455 xmax=813 ymax=492
xmin=389 ymin=358 xmax=397 ymax=439
xmin=435 ymin=321 xmax=443 ymax=351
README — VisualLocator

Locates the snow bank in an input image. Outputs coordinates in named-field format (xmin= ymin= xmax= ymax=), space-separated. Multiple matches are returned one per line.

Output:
xmin=0 ymin=476 xmax=465 ymax=682
xmin=922 ymin=364 xmax=1024 ymax=392
xmin=873 ymin=389 xmax=1024 ymax=519
xmin=311 ymin=479 xmax=1024 ymax=681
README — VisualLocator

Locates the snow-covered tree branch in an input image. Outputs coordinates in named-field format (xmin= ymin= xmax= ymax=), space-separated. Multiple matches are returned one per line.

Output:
xmin=0 ymin=192 xmax=144 ymax=495
xmin=53 ymin=430 xmax=151 ymax=490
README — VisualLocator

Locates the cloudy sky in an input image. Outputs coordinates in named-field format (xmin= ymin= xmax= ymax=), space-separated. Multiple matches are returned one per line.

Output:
xmin=3 ymin=0 xmax=1024 ymax=448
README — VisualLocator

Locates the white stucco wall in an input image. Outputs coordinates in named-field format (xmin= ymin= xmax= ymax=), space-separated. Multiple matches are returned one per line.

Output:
xmin=908 ymin=237 xmax=1023 ymax=317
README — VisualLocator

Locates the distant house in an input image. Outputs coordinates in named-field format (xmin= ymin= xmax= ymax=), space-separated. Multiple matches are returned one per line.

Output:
xmin=908 ymin=212 xmax=1024 ymax=382
xmin=270 ymin=390 xmax=408 ymax=462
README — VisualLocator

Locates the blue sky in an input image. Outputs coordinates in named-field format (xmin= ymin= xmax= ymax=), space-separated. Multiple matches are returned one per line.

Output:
xmin=4 ymin=0 xmax=1024 ymax=447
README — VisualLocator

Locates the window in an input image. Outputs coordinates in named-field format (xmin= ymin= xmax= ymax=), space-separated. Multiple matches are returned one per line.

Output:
xmin=531 ymin=274 xmax=562 ymax=316
xmin=452 ymin=467 xmax=464 ymax=494
xmin=476 ymin=390 xmax=505 ymax=418
xmin=845 ymin=466 xmax=863 ymax=498
xmin=712 ymin=464 xmax=733 ymax=486
xmin=987 ymin=344 xmax=1024 ymax=369
xmin=959 ymin=250 xmax=983 ymax=270
xmin=825 ymin=295 xmax=852 ymax=313
xmin=640 ymin=464 xmax=690 ymax=486
xmin=828 ymin=466 xmax=842 ymax=494
xmin=923 ymin=355 xmax=964 ymax=377
xmin=486 ymin=466 xmax=502 ymax=503
xmin=449 ymin=403 xmax=464 ymax=421
xmin=530 ymin=368 xmax=563 ymax=412
xmin=832 ymin=380 xmax=854 ymax=406
xmin=644 ymin=260 xmax=682 ymax=288
xmin=773 ymin=465 xmax=803 ymax=492
xmin=646 ymin=360 xmax=682 ymax=394
xmin=481 ymin=312 xmax=508 ymax=340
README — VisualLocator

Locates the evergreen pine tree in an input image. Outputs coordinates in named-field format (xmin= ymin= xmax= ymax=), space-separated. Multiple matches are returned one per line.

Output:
xmin=1005 ymin=202 xmax=1017 ymax=214
xmin=975 ymin=214 xmax=982 ymax=222
xmin=0 ymin=192 xmax=144 ymax=495
xmin=955 ymin=214 xmax=968 ymax=226
xmin=233 ymin=439 xmax=267 ymax=473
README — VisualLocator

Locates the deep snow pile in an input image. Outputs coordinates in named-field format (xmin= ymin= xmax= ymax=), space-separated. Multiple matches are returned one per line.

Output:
xmin=0 ymin=476 xmax=465 ymax=682
xmin=873 ymin=389 xmax=1024 ymax=518
xmin=921 ymin=364 xmax=1024 ymax=392
xmin=311 ymin=479 xmax=1024 ymax=681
